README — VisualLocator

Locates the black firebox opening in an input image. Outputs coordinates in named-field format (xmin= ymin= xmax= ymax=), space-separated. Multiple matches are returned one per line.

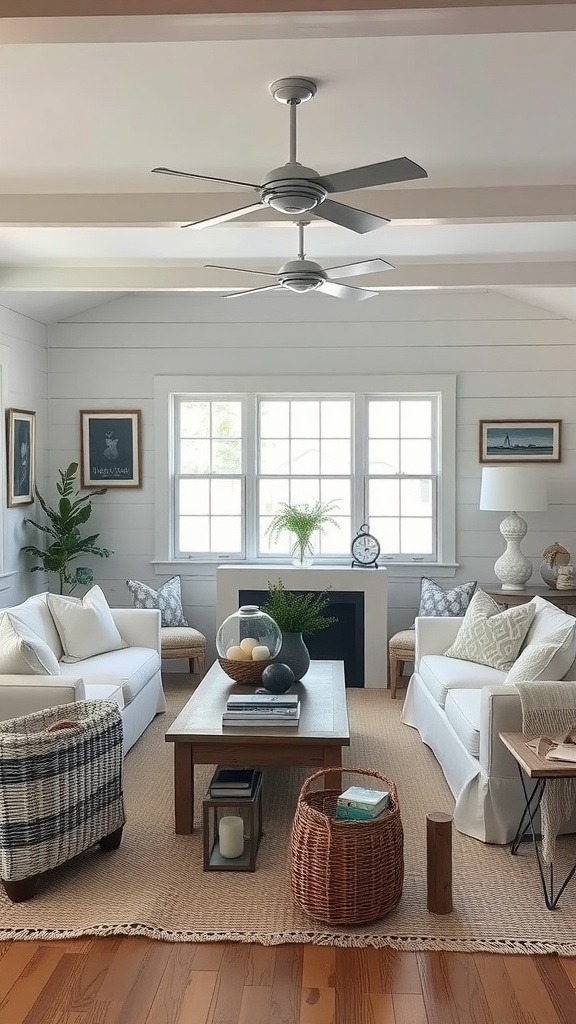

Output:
xmin=238 ymin=589 xmax=365 ymax=688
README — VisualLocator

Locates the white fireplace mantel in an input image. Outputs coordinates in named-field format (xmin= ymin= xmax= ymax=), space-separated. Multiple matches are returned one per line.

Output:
xmin=216 ymin=565 xmax=388 ymax=689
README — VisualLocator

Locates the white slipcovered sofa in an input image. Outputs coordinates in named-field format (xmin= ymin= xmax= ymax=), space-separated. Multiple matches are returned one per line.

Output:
xmin=400 ymin=600 xmax=576 ymax=844
xmin=0 ymin=592 xmax=166 ymax=753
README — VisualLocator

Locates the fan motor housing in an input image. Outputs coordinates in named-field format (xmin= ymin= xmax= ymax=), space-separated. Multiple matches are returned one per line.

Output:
xmin=278 ymin=259 xmax=326 ymax=292
xmin=261 ymin=163 xmax=327 ymax=215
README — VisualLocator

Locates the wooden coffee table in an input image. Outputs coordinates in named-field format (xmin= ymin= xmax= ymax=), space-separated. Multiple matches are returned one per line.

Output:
xmin=165 ymin=659 xmax=349 ymax=834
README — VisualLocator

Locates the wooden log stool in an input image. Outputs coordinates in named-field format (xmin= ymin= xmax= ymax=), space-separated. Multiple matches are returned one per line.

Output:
xmin=388 ymin=628 xmax=416 ymax=699
xmin=161 ymin=626 xmax=206 ymax=676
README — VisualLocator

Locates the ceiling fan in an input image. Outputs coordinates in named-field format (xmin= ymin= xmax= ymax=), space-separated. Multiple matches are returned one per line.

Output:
xmin=152 ymin=76 xmax=427 ymax=235
xmin=205 ymin=221 xmax=393 ymax=301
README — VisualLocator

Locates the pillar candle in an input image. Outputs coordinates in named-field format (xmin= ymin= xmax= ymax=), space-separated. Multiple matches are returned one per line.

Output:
xmin=218 ymin=815 xmax=244 ymax=859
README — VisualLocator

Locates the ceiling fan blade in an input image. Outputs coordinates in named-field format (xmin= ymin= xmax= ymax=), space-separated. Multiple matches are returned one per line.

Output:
xmin=316 ymin=157 xmax=428 ymax=194
xmin=152 ymin=167 xmax=260 ymax=190
xmin=205 ymin=264 xmax=277 ymax=279
xmin=325 ymin=257 xmax=394 ymax=280
xmin=313 ymin=199 xmax=389 ymax=234
xmin=223 ymin=285 xmax=282 ymax=298
xmin=320 ymin=280 xmax=379 ymax=301
xmin=182 ymin=203 xmax=266 ymax=229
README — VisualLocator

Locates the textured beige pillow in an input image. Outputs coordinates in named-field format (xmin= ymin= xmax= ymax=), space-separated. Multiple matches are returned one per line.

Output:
xmin=444 ymin=589 xmax=536 ymax=671
xmin=505 ymin=623 xmax=576 ymax=684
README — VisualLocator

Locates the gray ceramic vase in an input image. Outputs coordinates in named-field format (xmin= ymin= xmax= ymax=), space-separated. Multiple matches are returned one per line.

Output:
xmin=274 ymin=631 xmax=310 ymax=681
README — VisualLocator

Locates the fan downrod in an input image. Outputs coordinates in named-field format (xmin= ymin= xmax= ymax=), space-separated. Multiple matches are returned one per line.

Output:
xmin=269 ymin=77 xmax=317 ymax=104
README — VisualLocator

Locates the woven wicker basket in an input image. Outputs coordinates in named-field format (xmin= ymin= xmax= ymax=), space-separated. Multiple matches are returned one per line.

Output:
xmin=289 ymin=767 xmax=404 ymax=925
xmin=217 ymin=656 xmax=272 ymax=685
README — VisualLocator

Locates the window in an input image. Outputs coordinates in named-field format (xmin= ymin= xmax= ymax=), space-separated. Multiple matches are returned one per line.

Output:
xmin=169 ymin=382 xmax=450 ymax=566
xmin=367 ymin=398 xmax=435 ymax=559
xmin=258 ymin=398 xmax=352 ymax=557
xmin=175 ymin=398 xmax=244 ymax=557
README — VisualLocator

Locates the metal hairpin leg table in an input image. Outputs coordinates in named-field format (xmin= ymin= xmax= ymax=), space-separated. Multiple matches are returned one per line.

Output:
xmin=500 ymin=731 xmax=576 ymax=910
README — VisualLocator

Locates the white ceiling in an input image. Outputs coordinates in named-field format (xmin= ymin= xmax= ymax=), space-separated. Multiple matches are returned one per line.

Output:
xmin=1 ymin=7 xmax=576 ymax=322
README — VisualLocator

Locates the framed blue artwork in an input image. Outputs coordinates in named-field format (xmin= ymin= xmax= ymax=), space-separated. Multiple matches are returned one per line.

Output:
xmin=7 ymin=408 xmax=35 ymax=506
xmin=479 ymin=419 xmax=561 ymax=464
xmin=80 ymin=410 xmax=142 ymax=487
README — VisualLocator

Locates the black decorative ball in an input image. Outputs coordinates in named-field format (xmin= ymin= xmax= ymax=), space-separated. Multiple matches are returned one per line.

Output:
xmin=261 ymin=662 xmax=295 ymax=694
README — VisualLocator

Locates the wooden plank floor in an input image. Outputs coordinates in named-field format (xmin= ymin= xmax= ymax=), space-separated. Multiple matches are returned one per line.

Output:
xmin=1 ymin=940 xmax=576 ymax=1023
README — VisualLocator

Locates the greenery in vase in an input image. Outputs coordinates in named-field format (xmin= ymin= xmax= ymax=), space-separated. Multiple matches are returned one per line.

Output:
xmin=21 ymin=462 xmax=113 ymax=594
xmin=265 ymin=499 xmax=340 ymax=564
xmin=262 ymin=579 xmax=338 ymax=635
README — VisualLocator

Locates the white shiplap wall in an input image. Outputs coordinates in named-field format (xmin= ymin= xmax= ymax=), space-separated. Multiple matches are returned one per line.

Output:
xmin=0 ymin=306 xmax=49 ymax=607
xmin=48 ymin=290 xmax=576 ymax=659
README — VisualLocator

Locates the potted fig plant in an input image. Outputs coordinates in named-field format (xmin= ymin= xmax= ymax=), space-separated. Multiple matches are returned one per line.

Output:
xmin=21 ymin=462 xmax=113 ymax=594
xmin=261 ymin=579 xmax=337 ymax=680
xmin=265 ymin=499 xmax=340 ymax=566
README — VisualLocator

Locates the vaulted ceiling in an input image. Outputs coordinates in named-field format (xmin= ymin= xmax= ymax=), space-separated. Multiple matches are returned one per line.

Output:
xmin=1 ymin=2 xmax=576 ymax=322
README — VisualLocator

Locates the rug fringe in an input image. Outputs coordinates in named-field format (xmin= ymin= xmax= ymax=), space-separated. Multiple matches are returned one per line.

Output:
xmin=2 ymin=923 xmax=576 ymax=956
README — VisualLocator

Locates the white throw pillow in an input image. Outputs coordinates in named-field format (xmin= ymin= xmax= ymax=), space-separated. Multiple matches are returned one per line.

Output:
xmin=523 ymin=595 xmax=576 ymax=648
xmin=444 ymin=589 xmax=536 ymax=671
xmin=505 ymin=623 xmax=576 ymax=684
xmin=48 ymin=585 xmax=126 ymax=662
xmin=0 ymin=612 xmax=61 ymax=675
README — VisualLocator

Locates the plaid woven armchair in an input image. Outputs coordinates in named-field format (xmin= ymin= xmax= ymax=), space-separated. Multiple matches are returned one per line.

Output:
xmin=0 ymin=699 xmax=125 ymax=903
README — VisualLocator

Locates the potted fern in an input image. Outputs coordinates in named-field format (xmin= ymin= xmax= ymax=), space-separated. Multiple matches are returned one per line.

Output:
xmin=261 ymin=579 xmax=337 ymax=680
xmin=265 ymin=499 xmax=340 ymax=565
xmin=21 ymin=462 xmax=113 ymax=594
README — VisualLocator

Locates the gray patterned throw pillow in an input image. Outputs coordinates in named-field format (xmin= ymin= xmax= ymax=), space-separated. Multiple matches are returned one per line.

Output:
xmin=126 ymin=575 xmax=189 ymax=627
xmin=418 ymin=577 xmax=477 ymax=618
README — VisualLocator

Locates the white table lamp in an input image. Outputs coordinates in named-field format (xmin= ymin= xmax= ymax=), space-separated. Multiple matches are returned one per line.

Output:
xmin=479 ymin=466 xmax=547 ymax=591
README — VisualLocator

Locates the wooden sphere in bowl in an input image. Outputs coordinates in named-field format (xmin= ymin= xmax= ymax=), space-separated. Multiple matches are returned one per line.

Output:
xmin=217 ymin=656 xmax=273 ymax=685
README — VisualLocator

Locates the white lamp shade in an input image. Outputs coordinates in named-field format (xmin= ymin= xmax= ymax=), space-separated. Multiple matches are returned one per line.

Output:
xmin=479 ymin=467 xmax=547 ymax=513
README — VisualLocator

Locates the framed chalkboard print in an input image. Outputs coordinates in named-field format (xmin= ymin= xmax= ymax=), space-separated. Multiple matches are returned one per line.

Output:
xmin=80 ymin=410 xmax=142 ymax=488
xmin=7 ymin=408 xmax=35 ymax=506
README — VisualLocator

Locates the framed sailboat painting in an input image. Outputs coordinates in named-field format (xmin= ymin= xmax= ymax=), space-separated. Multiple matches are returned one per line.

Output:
xmin=479 ymin=419 xmax=561 ymax=464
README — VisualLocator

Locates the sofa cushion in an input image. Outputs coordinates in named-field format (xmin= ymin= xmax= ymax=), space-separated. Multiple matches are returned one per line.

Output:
xmin=505 ymin=623 xmax=576 ymax=684
xmin=419 ymin=653 xmax=507 ymax=708
xmin=519 ymin=596 xmax=576 ymax=679
xmin=444 ymin=688 xmax=482 ymax=758
xmin=417 ymin=576 xmax=477 ymax=619
xmin=59 ymin=647 xmax=161 ymax=705
xmin=444 ymin=589 xmax=535 ymax=671
xmin=83 ymin=682 xmax=125 ymax=711
xmin=0 ymin=613 xmax=61 ymax=675
xmin=48 ymin=586 xmax=127 ymax=662
xmin=7 ymin=593 xmax=63 ymax=658
xmin=126 ymin=575 xmax=189 ymax=627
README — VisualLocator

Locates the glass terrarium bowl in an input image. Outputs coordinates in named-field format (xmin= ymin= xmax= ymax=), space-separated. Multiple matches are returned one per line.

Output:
xmin=216 ymin=605 xmax=282 ymax=685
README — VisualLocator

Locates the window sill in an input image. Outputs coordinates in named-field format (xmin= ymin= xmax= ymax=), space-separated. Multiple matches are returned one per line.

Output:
xmin=150 ymin=560 xmax=458 ymax=579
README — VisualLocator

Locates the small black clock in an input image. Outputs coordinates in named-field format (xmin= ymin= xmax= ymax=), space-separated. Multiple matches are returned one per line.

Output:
xmin=351 ymin=524 xmax=380 ymax=568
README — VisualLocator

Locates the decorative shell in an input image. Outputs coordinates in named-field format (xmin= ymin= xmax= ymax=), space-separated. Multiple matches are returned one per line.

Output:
xmin=541 ymin=541 xmax=571 ymax=567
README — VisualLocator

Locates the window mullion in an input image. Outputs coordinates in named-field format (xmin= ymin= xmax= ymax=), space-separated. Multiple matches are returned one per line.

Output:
xmin=354 ymin=393 xmax=365 ymax=532
xmin=244 ymin=395 xmax=257 ymax=560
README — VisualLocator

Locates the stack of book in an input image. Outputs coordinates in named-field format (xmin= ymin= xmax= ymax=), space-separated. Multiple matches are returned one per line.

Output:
xmin=335 ymin=785 xmax=390 ymax=821
xmin=209 ymin=767 xmax=261 ymax=798
xmin=222 ymin=692 xmax=300 ymax=727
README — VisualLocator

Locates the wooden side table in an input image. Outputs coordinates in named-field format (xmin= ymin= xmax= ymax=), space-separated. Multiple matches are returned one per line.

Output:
xmin=499 ymin=731 xmax=576 ymax=909
xmin=482 ymin=586 xmax=576 ymax=613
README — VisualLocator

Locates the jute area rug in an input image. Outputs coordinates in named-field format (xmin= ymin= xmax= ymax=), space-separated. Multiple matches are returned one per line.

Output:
xmin=2 ymin=678 xmax=576 ymax=954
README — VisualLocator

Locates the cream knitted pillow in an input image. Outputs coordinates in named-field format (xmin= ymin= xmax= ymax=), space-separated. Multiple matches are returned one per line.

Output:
xmin=444 ymin=589 xmax=536 ymax=671
xmin=505 ymin=623 xmax=576 ymax=684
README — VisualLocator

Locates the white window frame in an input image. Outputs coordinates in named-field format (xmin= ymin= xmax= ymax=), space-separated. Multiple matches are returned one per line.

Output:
xmin=153 ymin=374 xmax=456 ymax=578
xmin=173 ymin=395 xmax=247 ymax=560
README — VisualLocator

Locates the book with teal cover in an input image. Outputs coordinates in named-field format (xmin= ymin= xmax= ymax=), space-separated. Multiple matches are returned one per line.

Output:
xmin=336 ymin=785 xmax=390 ymax=814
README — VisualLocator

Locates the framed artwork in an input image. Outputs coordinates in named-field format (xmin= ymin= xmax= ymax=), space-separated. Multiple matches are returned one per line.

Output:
xmin=80 ymin=410 xmax=142 ymax=488
xmin=6 ymin=409 xmax=36 ymax=506
xmin=479 ymin=419 xmax=562 ymax=464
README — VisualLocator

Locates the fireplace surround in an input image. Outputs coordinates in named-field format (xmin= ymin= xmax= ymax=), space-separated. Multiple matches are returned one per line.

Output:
xmin=216 ymin=565 xmax=388 ymax=689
